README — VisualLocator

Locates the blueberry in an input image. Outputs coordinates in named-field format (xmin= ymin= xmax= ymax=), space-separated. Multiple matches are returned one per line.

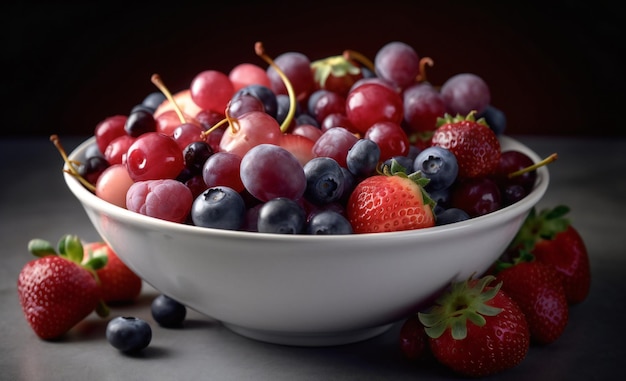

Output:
xmin=436 ymin=208 xmax=470 ymax=226
xmin=307 ymin=210 xmax=353 ymax=235
xmin=191 ymin=186 xmax=246 ymax=230
xmin=303 ymin=157 xmax=345 ymax=205
xmin=382 ymin=155 xmax=413 ymax=173
xmin=106 ymin=316 xmax=152 ymax=353
xmin=413 ymin=146 xmax=458 ymax=191
xmin=478 ymin=104 xmax=507 ymax=136
xmin=234 ymin=84 xmax=277 ymax=118
xmin=124 ymin=109 xmax=157 ymax=137
xmin=257 ymin=198 xmax=306 ymax=234
xmin=428 ymin=187 xmax=452 ymax=214
xmin=151 ymin=294 xmax=187 ymax=328
xmin=346 ymin=139 xmax=380 ymax=177
xmin=296 ymin=113 xmax=319 ymax=128
xmin=275 ymin=94 xmax=301 ymax=125
xmin=142 ymin=91 xmax=167 ymax=111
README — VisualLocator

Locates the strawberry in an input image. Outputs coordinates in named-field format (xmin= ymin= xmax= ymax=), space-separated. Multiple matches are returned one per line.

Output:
xmin=495 ymin=260 xmax=569 ymax=345
xmin=346 ymin=161 xmax=435 ymax=233
xmin=17 ymin=235 xmax=108 ymax=339
xmin=507 ymin=205 xmax=591 ymax=304
xmin=418 ymin=275 xmax=530 ymax=377
xmin=278 ymin=133 xmax=315 ymax=167
xmin=431 ymin=112 xmax=501 ymax=178
xmin=310 ymin=55 xmax=364 ymax=98
xmin=83 ymin=242 xmax=142 ymax=304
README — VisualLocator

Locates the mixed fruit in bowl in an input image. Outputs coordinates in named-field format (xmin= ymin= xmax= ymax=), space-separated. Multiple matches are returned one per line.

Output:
xmin=57 ymin=41 xmax=552 ymax=234
xmin=17 ymin=40 xmax=590 ymax=377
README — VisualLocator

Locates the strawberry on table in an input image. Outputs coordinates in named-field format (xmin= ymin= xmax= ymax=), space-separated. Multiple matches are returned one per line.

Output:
xmin=431 ymin=111 xmax=501 ymax=179
xmin=418 ymin=275 xmax=530 ymax=377
xmin=17 ymin=235 xmax=109 ymax=340
xmin=507 ymin=205 xmax=591 ymax=304
xmin=346 ymin=160 xmax=435 ymax=233
xmin=495 ymin=260 xmax=569 ymax=345
xmin=83 ymin=242 xmax=142 ymax=304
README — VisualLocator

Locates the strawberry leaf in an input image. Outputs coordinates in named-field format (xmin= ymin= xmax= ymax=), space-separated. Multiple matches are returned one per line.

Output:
xmin=84 ymin=255 xmax=108 ymax=271
xmin=27 ymin=238 xmax=57 ymax=258
xmin=57 ymin=234 xmax=84 ymax=264
xmin=419 ymin=275 xmax=503 ymax=341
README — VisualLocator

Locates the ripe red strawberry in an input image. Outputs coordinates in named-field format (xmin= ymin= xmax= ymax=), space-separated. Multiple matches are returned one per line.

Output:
xmin=278 ymin=133 xmax=315 ymax=166
xmin=17 ymin=235 xmax=108 ymax=339
xmin=495 ymin=260 xmax=569 ymax=345
xmin=310 ymin=55 xmax=364 ymax=97
xmin=507 ymin=205 xmax=591 ymax=304
xmin=418 ymin=275 xmax=530 ymax=377
xmin=83 ymin=242 xmax=142 ymax=304
xmin=431 ymin=112 xmax=501 ymax=178
xmin=346 ymin=162 xmax=435 ymax=233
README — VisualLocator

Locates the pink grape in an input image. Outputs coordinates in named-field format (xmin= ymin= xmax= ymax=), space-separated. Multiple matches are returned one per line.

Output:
xmin=403 ymin=82 xmax=446 ymax=133
xmin=240 ymin=144 xmax=306 ymax=202
xmin=190 ymin=70 xmax=235 ymax=114
xmin=311 ymin=127 xmax=358 ymax=167
xmin=266 ymin=51 xmax=314 ymax=101
xmin=95 ymin=164 xmax=134 ymax=209
xmin=229 ymin=63 xmax=272 ymax=92
xmin=219 ymin=111 xmax=282 ymax=158
xmin=202 ymin=152 xmax=245 ymax=193
xmin=172 ymin=123 xmax=205 ymax=151
xmin=374 ymin=41 xmax=420 ymax=90
xmin=126 ymin=179 xmax=193 ymax=223
xmin=440 ymin=73 xmax=491 ymax=115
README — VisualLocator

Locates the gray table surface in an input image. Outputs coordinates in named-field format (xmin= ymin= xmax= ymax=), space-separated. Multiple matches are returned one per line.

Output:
xmin=1 ymin=135 xmax=624 ymax=380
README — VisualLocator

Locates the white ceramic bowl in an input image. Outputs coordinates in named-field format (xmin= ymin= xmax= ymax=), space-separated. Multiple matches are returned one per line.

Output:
xmin=64 ymin=136 xmax=549 ymax=346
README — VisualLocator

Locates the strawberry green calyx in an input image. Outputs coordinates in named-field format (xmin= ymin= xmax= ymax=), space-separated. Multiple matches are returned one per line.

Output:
xmin=509 ymin=205 xmax=571 ymax=252
xmin=311 ymin=55 xmax=361 ymax=88
xmin=27 ymin=235 xmax=108 ymax=273
xmin=418 ymin=275 xmax=503 ymax=340
xmin=381 ymin=159 xmax=436 ymax=210
xmin=27 ymin=234 xmax=110 ymax=317
xmin=436 ymin=111 xmax=488 ymax=128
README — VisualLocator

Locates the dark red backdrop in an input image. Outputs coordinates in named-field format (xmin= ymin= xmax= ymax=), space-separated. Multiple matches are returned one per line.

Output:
xmin=5 ymin=1 xmax=625 ymax=137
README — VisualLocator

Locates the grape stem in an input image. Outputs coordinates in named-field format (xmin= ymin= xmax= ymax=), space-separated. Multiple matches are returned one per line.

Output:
xmin=415 ymin=57 xmax=434 ymax=83
xmin=151 ymin=74 xmax=187 ymax=124
xmin=508 ymin=153 xmax=558 ymax=178
xmin=342 ymin=50 xmax=375 ymax=73
xmin=255 ymin=42 xmax=296 ymax=133
xmin=50 ymin=134 xmax=97 ymax=193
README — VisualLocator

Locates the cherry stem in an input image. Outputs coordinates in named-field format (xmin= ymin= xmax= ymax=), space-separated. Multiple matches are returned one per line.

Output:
xmin=50 ymin=134 xmax=97 ymax=193
xmin=508 ymin=153 xmax=558 ymax=178
xmin=255 ymin=41 xmax=295 ymax=133
xmin=342 ymin=49 xmax=376 ymax=73
xmin=201 ymin=116 xmax=232 ymax=139
xmin=415 ymin=57 xmax=434 ymax=83
xmin=151 ymin=73 xmax=186 ymax=124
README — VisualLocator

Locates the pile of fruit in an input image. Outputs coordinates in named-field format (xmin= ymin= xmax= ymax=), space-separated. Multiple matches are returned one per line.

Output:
xmin=15 ymin=41 xmax=590 ymax=377
xmin=54 ymin=40 xmax=555 ymax=235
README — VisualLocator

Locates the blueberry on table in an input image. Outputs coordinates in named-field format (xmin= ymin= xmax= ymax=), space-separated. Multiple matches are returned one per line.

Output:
xmin=151 ymin=294 xmax=187 ymax=328
xmin=106 ymin=316 xmax=152 ymax=353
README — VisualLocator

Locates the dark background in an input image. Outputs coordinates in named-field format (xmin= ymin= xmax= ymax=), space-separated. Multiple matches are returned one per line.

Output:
xmin=3 ymin=1 xmax=625 ymax=138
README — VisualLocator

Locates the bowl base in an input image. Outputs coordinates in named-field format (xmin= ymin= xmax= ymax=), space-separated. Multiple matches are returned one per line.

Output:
xmin=223 ymin=323 xmax=394 ymax=347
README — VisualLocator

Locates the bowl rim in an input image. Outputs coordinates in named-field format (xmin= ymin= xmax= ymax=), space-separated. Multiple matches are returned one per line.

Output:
xmin=64 ymin=135 xmax=549 ymax=243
